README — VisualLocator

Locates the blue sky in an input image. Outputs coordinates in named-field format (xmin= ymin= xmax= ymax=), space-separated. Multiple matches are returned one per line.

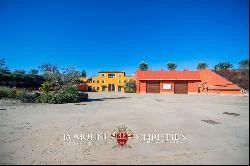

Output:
xmin=0 ymin=0 xmax=249 ymax=76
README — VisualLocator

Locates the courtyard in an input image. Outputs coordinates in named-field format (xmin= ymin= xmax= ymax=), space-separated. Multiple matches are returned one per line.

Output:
xmin=0 ymin=93 xmax=249 ymax=164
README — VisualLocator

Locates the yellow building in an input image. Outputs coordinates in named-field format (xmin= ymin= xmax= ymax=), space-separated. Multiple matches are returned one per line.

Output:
xmin=80 ymin=71 xmax=134 ymax=92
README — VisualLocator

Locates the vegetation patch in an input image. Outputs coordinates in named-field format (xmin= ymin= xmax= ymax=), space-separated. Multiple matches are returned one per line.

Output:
xmin=124 ymin=80 xmax=136 ymax=93
xmin=0 ymin=60 xmax=88 ymax=104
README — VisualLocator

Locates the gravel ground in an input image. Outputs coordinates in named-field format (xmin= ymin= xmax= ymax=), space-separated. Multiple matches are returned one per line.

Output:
xmin=0 ymin=93 xmax=249 ymax=164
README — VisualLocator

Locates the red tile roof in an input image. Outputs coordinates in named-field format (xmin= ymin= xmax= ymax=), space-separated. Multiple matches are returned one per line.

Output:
xmin=135 ymin=69 xmax=242 ymax=91
xmin=199 ymin=69 xmax=241 ymax=90
xmin=135 ymin=69 xmax=201 ymax=80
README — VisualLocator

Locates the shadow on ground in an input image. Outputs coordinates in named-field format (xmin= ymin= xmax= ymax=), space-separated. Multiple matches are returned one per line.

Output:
xmin=86 ymin=97 xmax=130 ymax=102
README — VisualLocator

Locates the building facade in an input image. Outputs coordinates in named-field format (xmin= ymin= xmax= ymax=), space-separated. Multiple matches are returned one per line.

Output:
xmin=79 ymin=71 xmax=134 ymax=92
xmin=135 ymin=68 xmax=242 ymax=94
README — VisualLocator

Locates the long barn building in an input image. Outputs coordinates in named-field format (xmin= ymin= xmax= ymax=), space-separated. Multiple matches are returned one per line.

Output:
xmin=135 ymin=68 xmax=243 ymax=94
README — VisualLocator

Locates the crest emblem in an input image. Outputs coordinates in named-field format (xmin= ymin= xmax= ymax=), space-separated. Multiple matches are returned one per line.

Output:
xmin=111 ymin=125 xmax=133 ymax=148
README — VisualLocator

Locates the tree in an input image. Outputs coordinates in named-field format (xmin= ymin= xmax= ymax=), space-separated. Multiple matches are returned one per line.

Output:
xmin=239 ymin=59 xmax=249 ymax=70
xmin=124 ymin=80 xmax=136 ymax=93
xmin=167 ymin=62 xmax=177 ymax=71
xmin=39 ymin=64 xmax=59 ymax=76
xmin=138 ymin=61 xmax=148 ymax=71
xmin=214 ymin=62 xmax=233 ymax=71
xmin=81 ymin=70 xmax=87 ymax=77
xmin=29 ymin=69 xmax=38 ymax=75
xmin=13 ymin=69 xmax=26 ymax=75
xmin=0 ymin=59 xmax=43 ymax=88
xmin=39 ymin=63 xmax=81 ymax=90
xmin=39 ymin=63 xmax=62 ymax=88
xmin=0 ymin=58 xmax=11 ymax=86
xmin=62 ymin=66 xmax=81 ymax=85
xmin=0 ymin=58 xmax=10 ymax=73
xmin=197 ymin=62 xmax=208 ymax=70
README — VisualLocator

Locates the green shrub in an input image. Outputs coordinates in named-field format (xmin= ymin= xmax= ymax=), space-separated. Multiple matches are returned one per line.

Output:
xmin=37 ymin=91 xmax=88 ymax=104
xmin=39 ymin=80 xmax=50 ymax=93
xmin=0 ymin=86 xmax=37 ymax=103
xmin=15 ymin=89 xmax=26 ymax=99
xmin=37 ymin=92 xmax=54 ymax=103
xmin=11 ymin=88 xmax=18 ymax=98
xmin=124 ymin=80 xmax=136 ymax=93
xmin=0 ymin=86 xmax=13 ymax=98
xmin=19 ymin=92 xmax=37 ymax=103
xmin=0 ymin=85 xmax=88 ymax=104
xmin=15 ymin=90 xmax=38 ymax=103
xmin=62 ymin=85 xmax=77 ymax=94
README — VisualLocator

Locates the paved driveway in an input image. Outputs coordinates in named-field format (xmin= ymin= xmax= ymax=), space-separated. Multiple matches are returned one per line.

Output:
xmin=0 ymin=93 xmax=249 ymax=164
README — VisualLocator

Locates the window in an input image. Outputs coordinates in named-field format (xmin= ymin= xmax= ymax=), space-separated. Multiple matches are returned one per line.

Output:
xmin=97 ymin=87 xmax=99 ymax=90
xmin=93 ymin=87 xmax=95 ymax=90
xmin=118 ymin=73 xmax=122 ymax=77
xmin=124 ymin=80 xmax=127 ymax=83
xmin=102 ymin=80 xmax=105 ymax=83
xmin=102 ymin=87 xmax=105 ymax=91
xmin=118 ymin=87 xmax=122 ymax=92
xmin=108 ymin=73 xmax=115 ymax=78
xmin=108 ymin=84 xmax=115 ymax=91
xmin=118 ymin=80 xmax=121 ymax=83
xmin=93 ymin=80 xmax=95 ymax=83
xmin=162 ymin=83 xmax=172 ymax=90
xmin=102 ymin=74 xmax=105 ymax=77
xmin=97 ymin=80 xmax=99 ymax=83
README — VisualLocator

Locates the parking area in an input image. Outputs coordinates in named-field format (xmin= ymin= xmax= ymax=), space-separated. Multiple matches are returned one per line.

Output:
xmin=0 ymin=93 xmax=249 ymax=164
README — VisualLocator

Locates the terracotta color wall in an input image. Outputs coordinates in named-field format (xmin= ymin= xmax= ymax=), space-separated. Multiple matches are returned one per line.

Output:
xmin=138 ymin=80 xmax=201 ymax=93
xmin=135 ymin=69 xmax=243 ymax=94
xmin=188 ymin=81 xmax=201 ymax=93
xmin=138 ymin=80 xmax=147 ymax=93
xmin=160 ymin=81 xmax=174 ymax=93
xmin=136 ymin=80 xmax=140 ymax=93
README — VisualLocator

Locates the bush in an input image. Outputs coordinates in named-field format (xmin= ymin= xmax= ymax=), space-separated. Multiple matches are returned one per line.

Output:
xmin=0 ymin=85 xmax=88 ymax=104
xmin=0 ymin=86 xmax=13 ymax=98
xmin=37 ymin=91 xmax=88 ymax=104
xmin=37 ymin=92 xmax=53 ymax=103
xmin=39 ymin=80 xmax=50 ymax=93
xmin=62 ymin=85 xmax=77 ymax=94
xmin=0 ymin=86 xmax=37 ymax=103
xmin=19 ymin=92 xmax=37 ymax=103
xmin=15 ymin=89 xmax=26 ymax=99
xmin=124 ymin=80 xmax=136 ymax=93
